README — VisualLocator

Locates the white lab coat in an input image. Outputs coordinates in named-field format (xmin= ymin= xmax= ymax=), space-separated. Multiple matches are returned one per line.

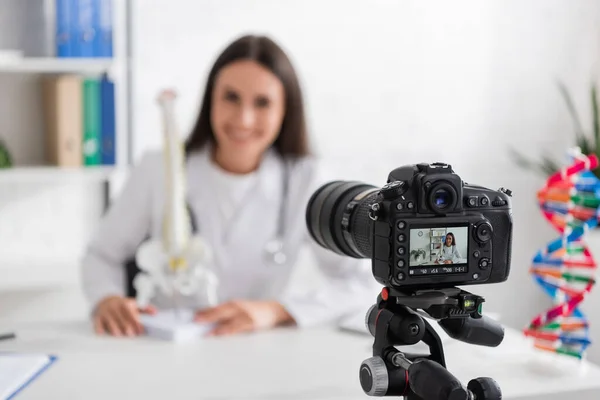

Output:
xmin=80 ymin=145 xmax=382 ymax=327
xmin=438 ymin=245 xmax=462 ymax=264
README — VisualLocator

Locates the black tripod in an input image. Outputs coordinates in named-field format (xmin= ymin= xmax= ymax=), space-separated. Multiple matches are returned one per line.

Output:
xmin=359 ymin=287 xmax=504 ymax=400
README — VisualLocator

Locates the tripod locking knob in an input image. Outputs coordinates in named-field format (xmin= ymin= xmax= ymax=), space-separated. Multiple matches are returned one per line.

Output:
xmin=467 ymin=377 xmax=502 ymax=400
xmin=360 ymin=356 xmax=388 ymax=396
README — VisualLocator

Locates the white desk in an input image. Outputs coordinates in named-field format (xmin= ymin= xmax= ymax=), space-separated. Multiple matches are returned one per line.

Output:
xmin=1 ymin=318 xmax=600 ymax=400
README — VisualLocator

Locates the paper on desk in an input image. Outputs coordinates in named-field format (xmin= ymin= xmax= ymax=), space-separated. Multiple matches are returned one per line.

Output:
xmin=0 ymin=353 xmax=56 ymax=400
xmin=140 ymin=309 xmax=215 ymax=342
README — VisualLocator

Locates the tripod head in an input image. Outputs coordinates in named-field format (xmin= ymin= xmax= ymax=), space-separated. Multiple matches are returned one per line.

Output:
xmin=359 ymin=287 xmax=504 ymax=400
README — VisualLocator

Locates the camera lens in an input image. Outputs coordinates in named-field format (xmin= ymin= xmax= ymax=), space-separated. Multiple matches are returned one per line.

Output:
xmin=428 ymin=182 xmax=457 ymax=213
xmin=475 ymin=222 xmax=493 ymax=242
xmin=306 ymin=181 xmax=379 ymax=258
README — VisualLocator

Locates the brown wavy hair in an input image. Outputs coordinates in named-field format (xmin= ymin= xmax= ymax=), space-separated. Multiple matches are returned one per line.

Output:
xmin=185 ymin=34 xmax=311 ymax=158
xmin=445 ymin=232 xmax=456 ymax=246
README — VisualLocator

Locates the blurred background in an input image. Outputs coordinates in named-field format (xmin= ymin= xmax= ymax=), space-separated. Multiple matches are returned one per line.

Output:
xmin=1 ymin=0 xmax=600 ymax=362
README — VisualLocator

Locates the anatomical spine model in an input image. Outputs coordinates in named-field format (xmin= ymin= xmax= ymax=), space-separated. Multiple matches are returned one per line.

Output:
xmin=133 ymin=89 xmax=218 ymax=311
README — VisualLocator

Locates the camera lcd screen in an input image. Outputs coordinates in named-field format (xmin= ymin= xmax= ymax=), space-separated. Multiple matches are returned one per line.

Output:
xmin=409 ymin=226 xmax=469 ymax=267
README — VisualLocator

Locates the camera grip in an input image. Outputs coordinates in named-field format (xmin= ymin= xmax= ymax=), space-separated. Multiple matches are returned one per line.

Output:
xmin=438 ymin=315 xmax=505 ymax=347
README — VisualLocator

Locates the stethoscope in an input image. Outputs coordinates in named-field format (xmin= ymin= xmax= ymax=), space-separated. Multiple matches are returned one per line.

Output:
xmin=185 ymin=162 xmax=289 ymax=267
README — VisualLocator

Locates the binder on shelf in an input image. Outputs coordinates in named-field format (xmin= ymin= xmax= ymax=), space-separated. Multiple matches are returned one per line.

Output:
xmin=82 ymin=77 xmax=101 ymax=166
xmin=55 ymin=0 xmax=75 ymax=57
xmin=56 ymin=0 xmax=113 ymax=58
xmin=41 ymin=74 xmax=83 ymax=167
xmin=97 ymin=0 xmax=113 ymax=57
xmin=72 ymin=0 xmax=97 ymax=58
xmin=100 ymin=74 xmax=116 ymax=165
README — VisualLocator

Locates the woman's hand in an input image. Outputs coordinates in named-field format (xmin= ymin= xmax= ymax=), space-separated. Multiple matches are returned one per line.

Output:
xmin=93 ymin=295 xmax=157 ymax=337
xmin=194 ymin=300 xmax=295 ymax=336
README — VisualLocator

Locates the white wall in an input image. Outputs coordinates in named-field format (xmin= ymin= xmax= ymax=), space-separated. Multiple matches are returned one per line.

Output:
xmin=409 ymin=229 xmax=432 ymax=262
xmin=129 ymin=0 xmax=600 ymax=362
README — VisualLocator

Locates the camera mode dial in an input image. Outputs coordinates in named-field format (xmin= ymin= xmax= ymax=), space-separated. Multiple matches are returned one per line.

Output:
xmin=380 ymin=181 xmax=406 ymax=200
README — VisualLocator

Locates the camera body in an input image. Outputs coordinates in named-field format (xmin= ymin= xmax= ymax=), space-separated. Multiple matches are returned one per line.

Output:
xmin=366 ymin=162 xmax=513 ymax=290
xmin=306 ymin=163 xmax=511 ymax=399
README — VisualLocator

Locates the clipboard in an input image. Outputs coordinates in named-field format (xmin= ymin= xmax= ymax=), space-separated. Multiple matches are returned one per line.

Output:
xmin=0 ymin=352 xmax=58 ymax=400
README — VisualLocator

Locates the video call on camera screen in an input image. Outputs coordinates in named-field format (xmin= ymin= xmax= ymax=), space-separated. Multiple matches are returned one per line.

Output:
xmin=409 ymin=226 xmax=469 ymax=267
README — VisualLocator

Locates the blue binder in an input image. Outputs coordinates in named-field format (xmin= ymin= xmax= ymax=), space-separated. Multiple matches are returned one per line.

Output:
xmin=100 ymin=74 xmax=116 ymax=165
xmin=55 ymin=0 xmax=75 ymax=57
xmin=72 ymin=0 xmax=97 ymax=57
xmin=96 ymin=0 xmax=113 ymax=57
xmin=56 ymin=0 xmax=113 ymax=58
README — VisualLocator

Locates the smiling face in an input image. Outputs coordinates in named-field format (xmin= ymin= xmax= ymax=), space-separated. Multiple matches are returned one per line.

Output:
xmin=210 ymin=59 xmax=286 ymax=173
xmin=445 ymin=234 xmax=453 ymax=246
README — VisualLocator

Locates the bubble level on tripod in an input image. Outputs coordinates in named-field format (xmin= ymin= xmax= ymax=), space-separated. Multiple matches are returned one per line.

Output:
xmin=463 ymin=299 xmax=475 ymax=308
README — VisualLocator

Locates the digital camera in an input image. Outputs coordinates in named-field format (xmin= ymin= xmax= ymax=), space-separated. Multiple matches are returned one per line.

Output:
xmin=306 ymin=162 xmax=513 ymax=290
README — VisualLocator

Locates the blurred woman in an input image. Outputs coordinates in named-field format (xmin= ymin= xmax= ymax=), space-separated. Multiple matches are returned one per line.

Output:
xmin=436 ymin=232 xmax=462 ymax=264
xmin=81 ymin=34 xmax=379 ymax=337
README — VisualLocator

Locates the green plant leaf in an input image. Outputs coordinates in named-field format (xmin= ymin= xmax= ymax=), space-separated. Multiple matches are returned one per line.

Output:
xmin=509 ymin=83 xmax=600 ymax=179
xmin=0 ymin=139 xmax=12 ymax=168
xmin=507 ymin=146 xmax=560 ymax=177
xmin=539 ymin=154 xmax=561 ymax=176
xmin=558 ymin=81 xmax=587 ymax=144
xmin=507 ymin=146 xmax=535 ymax=168
xmin=592 ymin=84 xmax=600 ymax=156
xmin=575 ymin=134 xmax=594 ymax=155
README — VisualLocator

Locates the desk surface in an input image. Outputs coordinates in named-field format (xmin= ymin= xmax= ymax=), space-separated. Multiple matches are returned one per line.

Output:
xmin=410 ymin=259 xmax=468 ymax=267
xmin=1 ymin=319 xmax=600 ymax=400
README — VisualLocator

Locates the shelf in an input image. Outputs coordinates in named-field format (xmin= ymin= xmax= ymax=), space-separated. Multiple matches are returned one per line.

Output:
xmin=0 ymin=57 xmax=115 ymax=74
xmin=0 ymin=166 xmax=126 ymax=183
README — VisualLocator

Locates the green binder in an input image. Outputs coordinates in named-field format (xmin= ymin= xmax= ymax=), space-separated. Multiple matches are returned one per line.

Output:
xmin=82 ymin=78 xmax=101 ymax=166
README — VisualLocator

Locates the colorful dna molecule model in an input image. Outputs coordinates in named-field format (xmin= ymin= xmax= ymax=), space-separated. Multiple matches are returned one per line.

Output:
xmin=524 ymin=151 xmax=600 ymax=359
